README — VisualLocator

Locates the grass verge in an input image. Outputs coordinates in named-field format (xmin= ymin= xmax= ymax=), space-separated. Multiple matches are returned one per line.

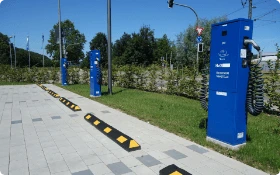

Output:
xmin=59 ymin=84 xmax=280 ymax=174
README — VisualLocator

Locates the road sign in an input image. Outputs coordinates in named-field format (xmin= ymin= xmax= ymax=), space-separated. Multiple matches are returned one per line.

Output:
xmin=196 ymin=36 xmax=203 ymax=43
xmin=196 ymin=27 xmax=204 ymax=36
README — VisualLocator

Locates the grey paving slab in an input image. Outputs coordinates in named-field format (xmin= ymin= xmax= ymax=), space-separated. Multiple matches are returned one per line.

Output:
xmin=32 ymin=118 xmax=43 ymax=122
xmin=72 ymin=169 xmax=94 ymax=175
xmin=187 ymin=144 xmax=209 ymax=154
xmin=80 ymin=154 xmax=102 ymax=166
xmin=164 ymin=149 xmax=187 ymax=160
xmin=107 ymin=162 xmax=132 ymax=175
xmin=11 ymin=120 xmax=22 ymax=124
xmin=130 ymin=164 xmax=157 ymax=175
xmin=69 ymin=114 xmax=79 ymax=117
xmin=30 ymin=167 xmax=51 ymax=175
xmin=101 ymin=110 xmax=111 ymax=113
xmin=99 ymin=153 xmax=120 ymax=165
xmin=136 ymin=155 xmax=161 ymax=167
xmin=51 ymin=116 xmax=61 ymax=120
xmin=88 ymin=162 xmax=112 ymax=175
xmin=48 ymin=160 xmax=69 ymax=174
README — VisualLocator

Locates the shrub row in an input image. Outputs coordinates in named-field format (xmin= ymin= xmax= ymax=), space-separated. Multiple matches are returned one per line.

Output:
xmin=0 ymin=63 xmax=279 ymax=112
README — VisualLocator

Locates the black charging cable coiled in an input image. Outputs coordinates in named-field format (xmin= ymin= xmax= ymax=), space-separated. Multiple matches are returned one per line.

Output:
xmin=96 ymin=65 xmax=102 ymax=85
xmin=246 ymin=64 xmax=264 ymax=116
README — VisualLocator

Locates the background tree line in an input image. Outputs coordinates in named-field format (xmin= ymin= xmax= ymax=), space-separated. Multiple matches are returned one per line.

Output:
xmin=2 ymin=16 xmax=279 ymax=70
xmin=0 ymin=32 xmax=52 ymax=67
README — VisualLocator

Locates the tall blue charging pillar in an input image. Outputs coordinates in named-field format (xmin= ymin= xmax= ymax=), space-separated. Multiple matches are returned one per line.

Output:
xmin=61 ymin=58 xmax=68 ymax=86
xmin=207 ymin=18 xmax=253 ymax=149
xmin=90 ymin=50 xmax=101 ymax=97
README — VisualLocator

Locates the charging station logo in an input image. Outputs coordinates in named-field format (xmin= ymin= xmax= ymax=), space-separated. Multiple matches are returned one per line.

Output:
xmin=215 ymin=63 xmax=231 ymax=68
xmin=218 ymin=50 xmax=229 ymax=60
xmin=0 ymin=0 xmax=4 ymax=4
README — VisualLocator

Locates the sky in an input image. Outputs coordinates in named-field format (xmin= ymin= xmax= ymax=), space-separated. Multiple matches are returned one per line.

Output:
xmin=0 ymin=0 xmax=279 ymax=58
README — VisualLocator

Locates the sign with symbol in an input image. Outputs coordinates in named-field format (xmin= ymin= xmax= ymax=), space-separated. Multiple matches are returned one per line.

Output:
xmin=196 ymin=27 xmax=204 ymax=36
xmin=196 ymin=36 xmax=203 ymax=43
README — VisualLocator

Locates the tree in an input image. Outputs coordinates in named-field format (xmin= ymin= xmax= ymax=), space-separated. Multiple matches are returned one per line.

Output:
xmin=112 ymin=33 xmax=132 ymax=65
xmin=154 ymin=34 xmax=174 ymax=64
xmin=45 ymin=19 xmax=86 ymax=64
xmin=89 ymin=32 xmax=108 ymax=68
xmin=113 ymin=32 xmax=131 ymax=58
xmin=118 ymin=25 xmax=156 ymax=65
xmin=176 ymin=16 xmax=228 ymax=69
xmin=0 ymin=33 xmax=11 ymax=65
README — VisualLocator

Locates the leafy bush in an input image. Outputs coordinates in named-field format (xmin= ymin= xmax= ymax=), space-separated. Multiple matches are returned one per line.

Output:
xmin=146 ymin=64 xmax=158 ymax=92
xmin=264 ymin=46 xmax=280 ymax=112
xmin=67 ymin=67 xmax=80 ymax=84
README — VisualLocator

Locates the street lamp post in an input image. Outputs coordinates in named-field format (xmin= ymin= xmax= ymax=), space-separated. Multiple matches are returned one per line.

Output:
xmin=9 ymin=36 xmax=13 ymax=68
xmin=58 ymin=0 xmax=63 ymax=77
xmin=107 ymin=0 xmax=112 ymax=95
xmin=168 ymin=1 xmax=200 ymax=73
xmin=13 ymin=35 xmax=16 ymax=68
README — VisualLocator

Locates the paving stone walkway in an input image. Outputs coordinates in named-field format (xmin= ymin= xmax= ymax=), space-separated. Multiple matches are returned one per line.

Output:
xmin=0 ymin=84 xmax=269 ymax=175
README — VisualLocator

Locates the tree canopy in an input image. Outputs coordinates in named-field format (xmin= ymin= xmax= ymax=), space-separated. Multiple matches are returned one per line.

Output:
xmin=176 ymin=16 xmax=228 ymax=69
xmin=112 ymin=26 xmax=173 ymax=66
xmin=45 ymin=19 xmax=86 ymax=64
xmin=89 ymin=32 xmax=108 ymax=68
xmin=0 ymin=32 xmax=52 ymax=67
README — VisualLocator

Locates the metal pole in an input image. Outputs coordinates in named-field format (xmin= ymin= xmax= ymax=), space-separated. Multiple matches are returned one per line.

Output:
xmin=9 ymin=40 xmax=12 ymax=69
xmin=248 ymin=0 xmax=252 ymax=19
xmin=170 ymin=51 xmax=172 ymax=69
xmin=107 ymin=0 xmax=112 ymax=95
xmin=14 ymin=35 xmax=16 ymax=68
xmin=29 ymin=50 xmax=30 ymax=70
xmin=58 ymin=0 xmax=62 ymax=70
xmin=42 ymin=34 xmax=45 ymax=67
xmin=173 ymin=2 xmax=199 ymax=73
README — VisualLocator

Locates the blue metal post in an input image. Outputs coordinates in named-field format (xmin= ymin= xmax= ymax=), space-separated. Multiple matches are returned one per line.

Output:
xmin=90 ymin=50 xmax=101 ymax=97
xmin=60 ymin=58 xmax=68 ymax=86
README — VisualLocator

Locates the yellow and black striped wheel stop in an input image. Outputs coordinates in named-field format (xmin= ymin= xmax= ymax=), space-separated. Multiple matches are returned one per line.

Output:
xmin=59 ymin=97 xmax=81 ymax=111
xmin=84 ymin=113 xmax=141 ymax=152
xmin=159 ymin=164 xmax=192 ymax=175
xmin=37 ymin=84 xmax=49 ymax=91
xmin=48 ymin=90 xmax=60 ymax=98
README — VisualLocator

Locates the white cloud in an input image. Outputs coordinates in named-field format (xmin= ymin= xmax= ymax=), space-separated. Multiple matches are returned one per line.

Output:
xmin=0 ymin=0 xmax=3 ymax=4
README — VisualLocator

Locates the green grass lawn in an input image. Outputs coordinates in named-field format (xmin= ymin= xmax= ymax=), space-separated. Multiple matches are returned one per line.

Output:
xmin=0 ymin=82 xmax=31 ymax=85
xmin=59 ymin=84 xmax=280 ymax=174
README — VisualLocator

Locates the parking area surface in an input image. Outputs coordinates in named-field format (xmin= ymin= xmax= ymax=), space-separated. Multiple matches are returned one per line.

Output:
xmin=0 ymin=84 xmax=268 ymax=175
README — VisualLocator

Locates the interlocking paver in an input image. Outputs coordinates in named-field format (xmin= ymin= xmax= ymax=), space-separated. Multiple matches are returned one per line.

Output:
xmin=88 ymin=162 xmax=112 ymax=175
xmin=65 ymin=156 xmax=88 ymax=173
xmin=72 ymin=169 xmax=94 ymax=175
xmin=45 ymin=152 xmax=64 ymax=163
xmin=11 ymin=120 xmax=22 ymax=124
xmin=0 ymin=84 xmax=269 ymax=175
xmin=80 ymin=154 xmax=102 ymax=166
xmin=136 ymin=155 xmax=161 ymax=167
xmin=187 ymin=144 xmax=209 ymax=154
xmin=30 ymin=167 xmax=51 ymax=175
xmin=130 ymin=164 xmax=157 ymax=175
xmin=32 ymin=118 xmax=43 ymax=122
xmin=69 ymin=114 xmax=79 ymax=117
xmin=48 ymin=160 xmax=69 ymax=174
xmin=107 ymin=162 xmax=132 ymax=175
xmin=99 ymin=153 xmax=120 ymax=165
xmin=164 ymin=149 xmax=187 ymax=160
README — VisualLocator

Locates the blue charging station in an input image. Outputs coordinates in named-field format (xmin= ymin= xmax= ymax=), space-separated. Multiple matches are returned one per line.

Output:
xmin=206 ymin=18 xmax=260 ymax=149
xmin=90 ymin=50 xmax=102 ymax=97
xmin=61 ymin=58 xmax=68 ymax=86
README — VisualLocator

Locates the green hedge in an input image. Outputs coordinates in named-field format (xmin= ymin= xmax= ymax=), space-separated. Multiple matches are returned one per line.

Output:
xmin=1 ymin=63 xmax=279 ymax=113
